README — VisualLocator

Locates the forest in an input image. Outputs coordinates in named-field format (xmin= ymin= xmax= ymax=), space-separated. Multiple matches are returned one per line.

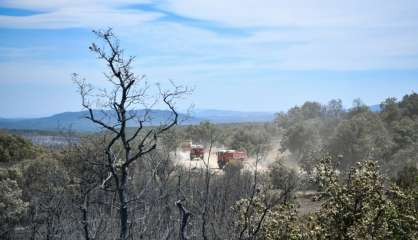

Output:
xmin=1 ymin=30 xmax=417 ymax=240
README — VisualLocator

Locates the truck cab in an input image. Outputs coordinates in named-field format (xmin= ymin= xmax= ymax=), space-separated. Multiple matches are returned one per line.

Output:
xmin=217 ymin=150 xmax=247 ymax=169
xmin=190 ymin=144 xmax=204 ymax=160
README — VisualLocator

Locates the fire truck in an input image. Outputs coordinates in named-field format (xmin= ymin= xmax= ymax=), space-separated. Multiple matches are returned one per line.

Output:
xmin=190 ymin=144 xmax=204 ymax=160
xmin=217 ymin=150 xmax=247 ymax=169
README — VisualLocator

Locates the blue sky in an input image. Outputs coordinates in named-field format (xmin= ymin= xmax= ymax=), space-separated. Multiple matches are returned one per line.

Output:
xmin=0 ymin=0 xmax=418 ymax=118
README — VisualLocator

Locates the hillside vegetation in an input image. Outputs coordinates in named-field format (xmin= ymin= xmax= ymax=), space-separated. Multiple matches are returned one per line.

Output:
xmin=0 ymin=93 xmax=417 ymax=240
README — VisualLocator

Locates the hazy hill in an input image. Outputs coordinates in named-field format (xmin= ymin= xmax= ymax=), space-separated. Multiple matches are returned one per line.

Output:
xmin=192 ymin=109 xmax=275 ymax=123
xmin=0 ymin=110 xmax=192 ymax=132
xmin=0 ymin=109 xmax=275 ymax=132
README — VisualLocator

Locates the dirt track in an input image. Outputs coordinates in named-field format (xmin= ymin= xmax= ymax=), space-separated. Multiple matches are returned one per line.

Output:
xmin=172 ymin=145 xmax=287 ymax=173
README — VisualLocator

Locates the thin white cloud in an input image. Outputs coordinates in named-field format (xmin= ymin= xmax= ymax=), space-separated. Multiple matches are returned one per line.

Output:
xmin=0 ymin=0 xmax=151 ymax=11
xmin=160 ymin=0 xmax=418 ymax=28
xmin=123 ymin=21 xmax=418 ymax=71
xmin=0 ymin=9 xmax=160 ymax=29
xmin=0 ymin=46 xmax=54 ymax=59
xmin=1 ymin=0 xmax=418 ymax=71
xmin=0 ymin=0 xmax=159 ymax=29
xmin=152 ymin=0 xmax=418 ymax=70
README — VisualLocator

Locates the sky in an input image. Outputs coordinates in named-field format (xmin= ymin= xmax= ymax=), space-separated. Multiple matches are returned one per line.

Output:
xmin=0 ymin=0 xmax=418 ymax=118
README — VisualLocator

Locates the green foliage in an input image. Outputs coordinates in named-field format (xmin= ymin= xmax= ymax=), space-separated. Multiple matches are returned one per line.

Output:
xmin=312 ymin=158 xmax=418 ymax=240
xmin=0 ymin=167 xmax=23 ymax=183
xmin=61 ymin=136 xmax=108 ymax=198
xmin=269 ymin=160 xmax=299 ymax=200
xmin=275 ymin=95 xmax=418 ymax=174
xmin=0 ymin=178 xmax=28 ymax=237
xmin=399 ymin=92 xmax=418 ymax=117
xmin=228 ymin=127 xmax=271 ymax=155
xmin=328 ymin=111 xmax=392 ymax=169
xmin=0 ymin=132 xmax=37 ymax=163
xmin=262 ymin=204 xmax=305 ymax=240
xmin=233 ymin=196 xmax=305 ymax=240
xmin=185 ymin=121 xmax=219 ymax=146
xmin=276 ymin=100 xmax=346 ymax=172
xmin=281 ymin=120 xmax=322 ymax=172
xmin=379 ymin=93 xmax=418 ymax=174
xmin=2 ymin=93 xmax=418 ymax=238
xmin=281 ymin=121 xmax=317 ymax=154
xmin=395 ymin=165 xmax=418 ymax=191
xmin=160 ymin=127 xmax=183 ymax=152
xmin=276 ymin=101 xmax=325 ymax=129
xmin=300 ymin=101 xmax=323 ymax=119
xmin=387 ymin=184 xmax=418 ymax=239
xmin=391 ymin=117 xmax=418 ymax=149
xmin=348 ymin=98 xmax=370 ymax=117
xmin=324 ymin=99 xmax=344 ymax=118
xmin=22 ymin=157 xmax=69 ymax=199
xmin=314 ymin=160 xmax=392 ymax=239
xmin=235 ymin=158 xmax=418 ymax=240
xmin=380 ymin=97 xmax=401 ymax=123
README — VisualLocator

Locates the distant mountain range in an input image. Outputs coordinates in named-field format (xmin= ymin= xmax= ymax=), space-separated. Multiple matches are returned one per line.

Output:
xmin=0 ymin=104 xmax=380 ymax=133
xmin=0 ymin=109 xmax=276 ymax=132
xmin=191 ymin=109 xmax=275 ymax=123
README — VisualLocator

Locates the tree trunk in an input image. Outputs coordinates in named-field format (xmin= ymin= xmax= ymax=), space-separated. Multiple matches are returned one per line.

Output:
xmin=118 ymin=167 xmax=129 ymax=240
xmin=81 ymin=194 xmax=90 ymax=240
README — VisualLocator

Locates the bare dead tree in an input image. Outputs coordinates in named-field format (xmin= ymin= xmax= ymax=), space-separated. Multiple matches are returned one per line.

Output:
xmin=73 ymin=28 xmax=189 ymax=240
xmin=238 ymin=149 xmax=262 ymax=240
xmin=201 ymin=129 xmax=217 ymax=240
xmin=236 ymin=145 xmax=295 ymax=240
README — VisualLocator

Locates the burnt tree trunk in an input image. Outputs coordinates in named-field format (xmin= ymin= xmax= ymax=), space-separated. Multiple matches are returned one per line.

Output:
xmin=118 ymin=167 xmax=129 ymax=240
xmin=74 ymin=28 xmax=189 ymax=240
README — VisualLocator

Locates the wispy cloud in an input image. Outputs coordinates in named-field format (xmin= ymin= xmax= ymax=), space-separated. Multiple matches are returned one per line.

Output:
xmin=160 ymin=0 xmax=418 ymax=28
xmin=149 ymin=0 xmax=418 ymax=70
xmin=0 ymin=46 xmax=53 ymax=59
xmin=0 ymin=0 xmax=151 ymax=11
xmin=0 ymin=0 xmax=160 ymax=29
xmin=1 ymin=0 xmax=418 ymax=76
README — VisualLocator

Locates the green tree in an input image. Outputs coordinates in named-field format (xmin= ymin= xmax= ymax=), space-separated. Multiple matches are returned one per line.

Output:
xmin=380 ymin=97 xmax=401 ymax=124
xmin=185 ymin=121 xmax=219 ymax=146
xmin=281 ymin=121 xmax=320 ymax=154
xmin=269 ymin=160 xmax=299 ymax=202
xmin=399 ymin=92 xmax=418 ymax=117
xmin=22 ymin=157 xmax=70 ymax=239
xmin=325 ymin=99 xmax=344 ymax=119
xmin=328 ymin=111 xmax=392 ymax=170
xmin=300 ymin=101 xmax=323 ymax=119
xmin=395 ymin=165 xmax=418 ymax=191
xmin=275 ymin=101 xmax=324 ymax=130
xmin=0 ymin=132 xmax=36 ymax=163
xmin=233 ymin=196 xmax=303 ymax=240
xmin=391 ymin=117 xmax=418 ymax=147
xmin=228 ymin=127 xmax=271 ymax=156
xmin=281 ymin=120 xmax=322 ymax=172
xmin=349 ymin=98 xmax=370 ymax=117
xmin=237 ymin=158 xmax=418 ymax=240
xmin=312 ymin=158 xmax=418 ymax=240
xmin=0 ymin=178 xmax=28 ymax=239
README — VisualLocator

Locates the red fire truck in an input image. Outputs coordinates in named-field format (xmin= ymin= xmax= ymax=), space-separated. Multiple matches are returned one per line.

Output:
xmin=190 ymin=144 xmax=204 ymax=160
xmin=217 ymin=150 xmax=247 ymax=169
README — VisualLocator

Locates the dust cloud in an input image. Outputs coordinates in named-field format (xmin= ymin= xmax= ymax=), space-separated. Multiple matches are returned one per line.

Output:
xmin=171 ymin=144 xmax=299 ymax=173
